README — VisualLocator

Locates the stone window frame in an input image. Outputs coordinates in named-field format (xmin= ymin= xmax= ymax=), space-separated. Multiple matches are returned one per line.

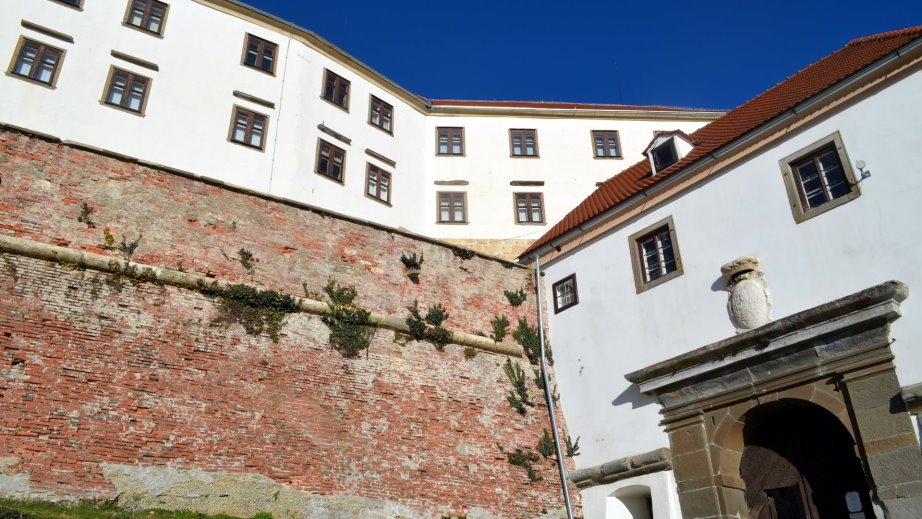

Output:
xmin=322 ymin=69 xmax=350 ymax=111
xmin=315 ymin=139 xmax=346 ymax=183
xmin=509 ymin=128 xmax=539 ymax=157
xmin=368 ymin=95 xmax=393 ymax=134
xmin=101 ymin=66 xmax=152 ymax=116
xmin=365 ymin=163 xmax=392 ymax=205
xmin=122 ymin=0 xmax=170 ymax=37
xmin=228 ymin=105 xmax=268 ymax=151
xmin=437 ymin=191 xmax=467 ymax=224
xmin=552 ymin=273 xmax=578 ymax=313
xmin=436 ymin=127 xmax=464 ymax=156
xmin=241 ymin=33 xmax=278 ymax=75
xmin=628 ymin=215 xmax=684 ymax=294
xmin=591 ymin=130 xmax=622 ymax=158
xmin=7 ymin=36 xmax=66 ymax=89
xmin=513 ymin=192 xmax=544 ymax=224
xmin=779 ymin=131 xmax=860 ymax=224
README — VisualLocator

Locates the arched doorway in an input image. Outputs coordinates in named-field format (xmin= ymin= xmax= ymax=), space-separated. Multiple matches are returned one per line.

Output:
xmin=740 ymin=400 xmax=874 ymax=518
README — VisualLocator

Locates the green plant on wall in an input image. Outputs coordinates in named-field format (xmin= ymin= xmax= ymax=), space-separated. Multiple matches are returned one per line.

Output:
xmin=104 ymin=259 xmax=161 ymax=292
xmin=503 ymin=358 xmax=532 ymax=415
xmin=197 ymin=280 xmax=299 ymax=343
xmin=405 ymin=300 xmax=453 ymax=351
xmin=537 ymin=428 xmax=555 ymax=459
xmin=237 ymin=248 xmax=258 ymax=274
xmin=406 ymin=300 xmax=427 ymax=340
xmin=565 ymin=434 xmax=581 ymax=457
xmin=489 ymin=314 xmax=509 ymax=343
xmin=320 ymin=279 xmax=374 ymax=357
xmin=77 ymin=201 xmax=95 ymax=228
xmin=102 ymin=228 xmax=143 ymax=260
xmin=512 ymin=318 xmax=541 ymax=364
xmin=504 ymin=447 xmax=542 ymax=482
xmin=504 ymin=287 xmax=527 ymax=307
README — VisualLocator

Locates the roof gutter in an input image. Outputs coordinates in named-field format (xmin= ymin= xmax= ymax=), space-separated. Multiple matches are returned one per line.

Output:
xmin=526 ymin=35 xmax=922 ymax=263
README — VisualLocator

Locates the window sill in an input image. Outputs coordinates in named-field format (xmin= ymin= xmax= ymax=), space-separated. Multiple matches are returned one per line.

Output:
xmin=6 ymin=72 xmax=57 ymax=90
xmin=368 ymin=122 xmax=393 ymax=136
xmin=435 ymin=153 xmax=466 ymax=157
xmin=365 ymin=193 xmax=392 ymax=207
xmin=228 ymin=138 xmax=265 ymax=152
xmin=121 ymin=22 xmax=165 ymax=39
xmin=515 ymin=221 xmax=545 ymax=226
xmin=241 ymin=62 xmax=276 ymax=77
xmin=791 ymin=190 xmax=861 ymax=224
xmin=635 ymin=269 xmax=683 ymax=294
xmin=510 ymin=154 xmax=540 ymax=159
xmin=315 ymin=171 xmax=345 ymax=185
xmin=50 ymin=0 xmax=83 ymax=11
xmin=320 ymin=96 xmax=349 ymax=113
xmin=436 ymin=221 xmax=468 ymax=225
xmin=100 ymin=100 xmax=146 ymax=117
xmin=593 ymin=155 xmax=623 ymax=160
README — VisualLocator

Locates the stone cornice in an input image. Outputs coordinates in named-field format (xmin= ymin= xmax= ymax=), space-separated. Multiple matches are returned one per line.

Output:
xmin=568 ymin=448 xmax=671 ymax=489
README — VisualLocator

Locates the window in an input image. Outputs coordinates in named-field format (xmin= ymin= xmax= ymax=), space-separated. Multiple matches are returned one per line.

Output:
xmin=368 ymin=96 xmax=393 ymax=133
xmin=229 ymin=106 xmax=268 ymax=150
xmin=103 ymin=68 xmax=150 ymax=114
xmin=779 ymin=132 xmax=859 ymax=223
xmin=552 ymin=274 xmax=578 ymax=313
xmin=322 ymin=69 xmax=350 ymax=109
xmin=52 ymin=0 xmax=82 ymax=7
xmin=651 ymin=138 xmax=679 ymax=171
xmin=366 ymin=164 xmax=391 ymax=204
xmin=242 ymin=34 xmax=277 ymax=74
xmin=514 ymin=193 xmax=544 ymax=224
xmin=437 ymin=192 xmax=466 ymax=223
xmin=436 ymin=127 xmax=464 ymax=155
xmin=629 ymin=216 xmax=683 ymax=293
xmin=316 ymin=140 xmax=346 ymax=182
xmin=510 ymin=129 xmax=538 ymax=157
xmin=124 ymin=0 xmax=168 ymax=35
xmin=592 ymin=130 xmax=622 ymax=158
xmin=9 ymin=38 xmax=64 ymax=86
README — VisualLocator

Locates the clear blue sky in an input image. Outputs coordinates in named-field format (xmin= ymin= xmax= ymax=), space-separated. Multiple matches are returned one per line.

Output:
xmin=245 ymin=0 xmax=921 ymax=110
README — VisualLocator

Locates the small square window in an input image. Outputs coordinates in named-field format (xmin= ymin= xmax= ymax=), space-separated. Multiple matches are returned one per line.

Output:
xmin=552 ymin=274 xmax=579 ymax=313
xmin=436 ymin=127 xmax=464 ymax=155
xmin=316 ymin=140 xmax=346 ymax=182
xmin=592 ymin=130 xmax=621 ymax=158
xmin=510 ymin=129 xmax=538 ymax=157
xmin=437 ymin=192 xmax=466 ymax=223
xmin=322 ymin=69 xmax=350 ymax=110
xmin=9 ymin=38 xmax=64 ymax=87
xmin=103 ymin=67 xmax=151 ymax=114
xmin=366 ymin=163 xmax=392 ymax=204
xmin=629 ymin=216 xmax=683 ymax=293
xmin=242 ymin=34 xmax=277 ymax=74
xmin=514 ymin=193 xmax=544 ymax=224
xmin=368 ymin=95 xmax=393 ymax=133
xmin=124 ymin=0 xmax=169 ymax=35
xmin=651 ymin=138 xmax=678 ymax=171
xmin=779 ymin=132 xmax=859 ymax=223
xmin=229 ymin=106 xmax=268 ymax=150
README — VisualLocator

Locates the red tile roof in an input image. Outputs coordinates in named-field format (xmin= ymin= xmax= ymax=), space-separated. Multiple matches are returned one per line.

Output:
xmin=429 ymin=99 xmax=719 ymax=113
xmin=521 ymin=25 xmax=922 ymax=259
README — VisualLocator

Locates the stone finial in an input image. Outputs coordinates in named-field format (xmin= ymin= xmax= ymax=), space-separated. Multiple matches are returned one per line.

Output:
xmin=721 ymin=256 xmax=772 ymax=333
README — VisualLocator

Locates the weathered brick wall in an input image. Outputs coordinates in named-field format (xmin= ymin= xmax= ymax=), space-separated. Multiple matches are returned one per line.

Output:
xmin=0 ymin=129 xmax=579 ymax=518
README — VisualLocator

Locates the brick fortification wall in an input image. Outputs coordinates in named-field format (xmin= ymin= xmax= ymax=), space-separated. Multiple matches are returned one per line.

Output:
xmin=0 ymin=129 xmax=578 ymax=519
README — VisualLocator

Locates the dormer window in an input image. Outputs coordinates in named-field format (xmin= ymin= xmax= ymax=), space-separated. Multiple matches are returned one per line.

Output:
xmin=651 ymin=138 xmax=678 ymax=171
xmin=644 ymin=130 xmax=695 ymax=174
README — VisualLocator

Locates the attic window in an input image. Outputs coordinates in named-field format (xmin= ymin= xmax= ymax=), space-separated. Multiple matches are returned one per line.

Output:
xmin=651 ymin=138 xmax=679 ymax=171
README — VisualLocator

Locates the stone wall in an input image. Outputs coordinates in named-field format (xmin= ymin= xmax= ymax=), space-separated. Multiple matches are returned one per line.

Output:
xmin=0 ymin=128 xmax=577 ymax=519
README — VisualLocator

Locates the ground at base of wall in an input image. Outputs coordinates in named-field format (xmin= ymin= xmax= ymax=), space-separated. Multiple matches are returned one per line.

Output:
xmin=0 ymin=499 xmax=271 ymax=519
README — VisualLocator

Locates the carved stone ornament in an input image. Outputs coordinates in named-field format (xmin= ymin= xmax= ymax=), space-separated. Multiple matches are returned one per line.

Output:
xmin=720 ymin=256 xmax=772 ymax=333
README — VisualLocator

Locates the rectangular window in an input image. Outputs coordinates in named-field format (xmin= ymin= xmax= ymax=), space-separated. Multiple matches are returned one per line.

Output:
xmin=103 ymin=67 xmax=150 ymax=114
xmin=651 ymin=138 xmax=679 ymax=171
xmin=514 ymin=193 xmax=544 ymax=224
xmin=9 ymin=38 xmax=64 ymax=86
xmin=437 ymin=192 xmax=466 ymax=223
xmin=316 ymin=140 xmax=346 ymax=182
xmin=242 ymin=34 xmax=277 ymax=74
xmin=510 ymin=129 xmax=538 ymax=157
xmin=322 ymin=69 xmax=350 ymax=109
xmin=779 ymin=132 xmax=859 ymax=223
xmin=229 ymin=106 xmax=268 ymax=150
xmin=366 ymin=164 xmax=392 ymax=204
xmin=552 ymin=274 xmax=578 ymax=313
xmin=592 ymin=130 xmax=621 ymax=158
xmin=436 ymin=127 xmax=464 ymax=155
xmin=368 ymin=95 xmax=393 ymax=133
xmin=629 ymin=216 xmax=683 ymax=293
xmin=53 ymin=0 xmax=82 ymax=7
xmin=124 ymin=0 xmax=168 ymax=35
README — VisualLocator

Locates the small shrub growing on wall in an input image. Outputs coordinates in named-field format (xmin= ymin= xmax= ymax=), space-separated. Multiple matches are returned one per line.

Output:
xmin=504 ymin=287 xmax=527 ymax=307
xmin=197 ymin=280 xmax=299 ymax=342
xmin=490 ymin=315 xmax=510 ymax=343
xmin=537 ymin=429 xmax=555 ymax=459
xmin=504 ymin=447 xmax=542 ymax=482
xmin=320 ymin=280 xmax=374 ymax=357
xmin=503 ymin=358 xmax=532 ymax=415
xmin=513 ymin=318 xmax=541 ymax=364
xmin=405 ymin=300 xmax=453 ymax=351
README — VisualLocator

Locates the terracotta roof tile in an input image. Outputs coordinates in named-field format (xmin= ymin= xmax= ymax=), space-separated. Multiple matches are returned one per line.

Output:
xmin=521 ymin=25 xmax=922 ymax=259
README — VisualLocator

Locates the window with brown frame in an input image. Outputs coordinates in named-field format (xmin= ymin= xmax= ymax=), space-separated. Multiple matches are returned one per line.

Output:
xmin=552 ymin=274 xmax=579 ymax=313
xmin=322 ymin=69 xmax=350 ymax=109
xmin=125 ymin=0 xmax=168 ymax=35
xmin=229 ymin=106 xmax=267 ymax=150
xmin=592 ymin=130 xmax=622 ymax=158
xmin=779 ymin=132 xmax=859 ymax=223
xmin=52 ymin=0 xmax=82 ymax=8
xmin=510 ymin=129 xmax=538 ymax=157
xmin=514 ymin=193 xmax=544 ymax=224
xmin=316 ymin=140 xmax=346 ymax=182
xmin=436 ymin=127 xmax=464 ymax=155
xmin=629 ymin=216 xmax=683 ymax=293
xmin=366 ymin=164 xmax=391 ymax=204
xmin=9 ymin=38 xmax=64 ymax=86
xmin=368 ymin=95 xmax=393 ymax=133
xmin=437 ymin=192 xmax=466 ymax=223
xmin=242 ymin=34 xmax=277 ymax=74
xmin=103 ymin=67 xmax=151 ymax=114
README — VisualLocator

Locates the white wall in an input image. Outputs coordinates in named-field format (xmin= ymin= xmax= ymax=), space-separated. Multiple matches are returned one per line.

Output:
xmin=579 ymin=471 xmax=682 ymax=519
xmin=542 ymin=69 xmax=922 ymax=482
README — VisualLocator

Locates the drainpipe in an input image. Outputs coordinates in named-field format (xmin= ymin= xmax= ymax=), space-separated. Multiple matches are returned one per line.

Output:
xmin=534 ymin=253 xmax=575 ymax=519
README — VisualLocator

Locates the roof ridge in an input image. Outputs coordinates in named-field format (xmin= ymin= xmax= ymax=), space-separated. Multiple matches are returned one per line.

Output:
xmin=847 ymin=24 xmax=922 ymax=47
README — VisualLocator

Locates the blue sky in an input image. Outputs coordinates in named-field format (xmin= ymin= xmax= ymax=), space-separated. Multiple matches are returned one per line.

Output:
xmin=245 ymin=0 xmax=921 ymax=110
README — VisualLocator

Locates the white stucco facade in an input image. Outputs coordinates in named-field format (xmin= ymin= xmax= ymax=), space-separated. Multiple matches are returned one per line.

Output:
xmin=539 ymin=60 xmax=922 ymax=517
xmin=0 ymin=0 xmax=719 ymax=255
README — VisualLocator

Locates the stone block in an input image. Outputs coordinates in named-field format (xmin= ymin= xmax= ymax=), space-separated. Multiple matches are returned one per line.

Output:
xmin=854 ymin=405 xmax=915 ymax=442
xmin=677 ymin=488 xmax=720 ymax=519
